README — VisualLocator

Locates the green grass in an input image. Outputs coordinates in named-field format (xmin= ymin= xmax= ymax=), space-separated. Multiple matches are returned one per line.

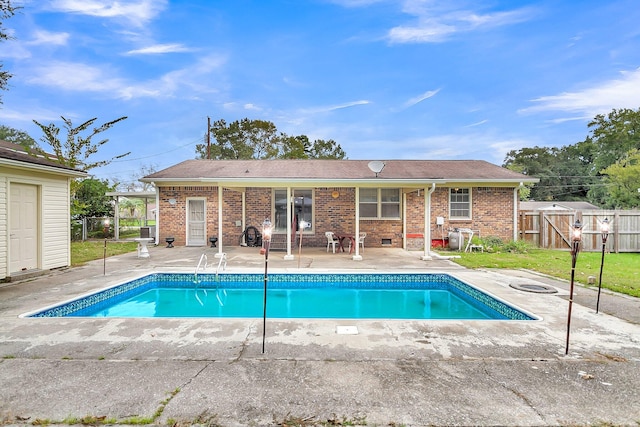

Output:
xmin=71 ymin=240 xmax=138 ymax=267
xmin=450 ymin=248 xmax=640 ymax=298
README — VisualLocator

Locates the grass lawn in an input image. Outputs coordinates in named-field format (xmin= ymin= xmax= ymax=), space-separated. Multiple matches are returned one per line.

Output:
xmin=450 ymin=248 xmax=640 ymax=298
xmin=71 ymin=240 xmax=138 ymax=267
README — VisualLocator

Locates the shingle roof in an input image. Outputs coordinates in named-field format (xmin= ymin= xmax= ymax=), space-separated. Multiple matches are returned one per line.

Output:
xmin=0 ymin=140 xmax=85 ymax=175
xmin=144 ymin=159 xmax=536 ymax=183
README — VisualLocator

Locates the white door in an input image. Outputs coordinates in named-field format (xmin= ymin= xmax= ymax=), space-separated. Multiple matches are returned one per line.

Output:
xmin=187 ymin=198 xmax=206 ymax=246
xmin=9 ymin=183 xmax=38 ymax=272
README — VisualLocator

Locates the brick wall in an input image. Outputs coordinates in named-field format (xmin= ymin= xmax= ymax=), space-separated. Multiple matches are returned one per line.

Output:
xmin=157 ymin=185 xmax=516 ymax=248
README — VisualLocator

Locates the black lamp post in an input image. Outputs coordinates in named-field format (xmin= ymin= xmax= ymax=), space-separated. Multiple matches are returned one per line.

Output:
xmin=565 ymin=218 xmax=582 ymax=355
xmin=261 ymin=219 xmax=272 ymax=354
xmin=596 ymin=218 xmax=610 ymax=314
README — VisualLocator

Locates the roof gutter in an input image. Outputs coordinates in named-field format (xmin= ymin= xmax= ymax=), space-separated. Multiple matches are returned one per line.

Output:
xmin=0 ymin=158 xmax=87 ymax=178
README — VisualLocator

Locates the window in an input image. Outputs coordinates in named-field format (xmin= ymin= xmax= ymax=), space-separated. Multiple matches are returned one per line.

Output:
xmin=273 ymin=189 xmax=313 ymax=232
xmin=450 ymin=188 xmax=471 ymax=219
xmin=359 ymin=188 xmax=401 ymax=219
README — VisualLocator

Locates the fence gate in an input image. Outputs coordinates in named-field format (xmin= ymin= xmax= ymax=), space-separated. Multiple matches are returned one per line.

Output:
xmin=519 ymin=209 xmax=640 ymax=252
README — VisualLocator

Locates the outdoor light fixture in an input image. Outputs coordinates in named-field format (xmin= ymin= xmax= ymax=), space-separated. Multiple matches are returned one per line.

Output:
xmin=297 ymin=220 xmax=310 ymax=269
xmin=596 ymin=218 xmax=610 ymax=314
xmin=261 ymin=219 xmax=272 ymax=354
xmin=565 ymin=218 xmax=582 ymax=355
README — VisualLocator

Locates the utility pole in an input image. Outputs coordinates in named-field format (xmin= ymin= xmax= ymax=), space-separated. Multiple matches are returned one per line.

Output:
xmin=207 ymin=116 xmax=211 ymax=160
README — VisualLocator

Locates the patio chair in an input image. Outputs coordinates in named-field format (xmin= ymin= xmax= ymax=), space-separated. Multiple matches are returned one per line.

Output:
xmin=349 ymin=232 xmax=367 ymax=253
xmin=325 ymin=231 xmax=339 ymax=253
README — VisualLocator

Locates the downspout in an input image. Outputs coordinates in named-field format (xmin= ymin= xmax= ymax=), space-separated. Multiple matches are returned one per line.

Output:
xmin=421 ymin=183 xmax=436 ymax=261
xmin=513 ymin=183 xmax=522 ymax=241
xmin=215 ymin=185 xmax=224 ymax=258
xmin=154 ymin=189 xmax=159 ymax=244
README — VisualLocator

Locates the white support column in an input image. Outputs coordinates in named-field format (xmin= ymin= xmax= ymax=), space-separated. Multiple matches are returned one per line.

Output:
xmin=352 ymin=186 xmax=362 ymax=261
xmin=215 ymin=185 xmax=224 ymax=258
xmin=421 ymin=183 xmax=436 ymax=261
xmin=242 ymin=190 xmax=246 ymax=244
xmin=402 ymin=192 xmax=407 ymax=250
xmin=284 ymin=187 xmax=294 ymax=260
xmin=114 ymin=195 xmax=120 ymax=240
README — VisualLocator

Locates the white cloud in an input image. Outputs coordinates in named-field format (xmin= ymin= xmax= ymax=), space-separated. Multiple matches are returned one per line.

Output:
xmin=48 ymin=0 xmax=167 ymax=27
xmin=125 ymin=43 xmax=193 ymax=55
xmin=521 ymin=68 xmax=640 ymax=117
xmin=403 ymin=88 xmax=440 ymax=108
xmin=387 ymin=3 xmax=533 ymax=44
xmin=27 ymin=61 xmax=126 ymax=93
xmin=28 ymin=29 xmax=70 ymax=45
xmin=25 ymin=54 xmax=227 ymax=100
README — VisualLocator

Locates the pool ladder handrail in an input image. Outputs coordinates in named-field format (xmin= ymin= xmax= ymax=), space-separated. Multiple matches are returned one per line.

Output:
xmin=216 ymin=253 xmax=227 ymax=279
xmin=194 ymin=253 xmax=208 ymax=285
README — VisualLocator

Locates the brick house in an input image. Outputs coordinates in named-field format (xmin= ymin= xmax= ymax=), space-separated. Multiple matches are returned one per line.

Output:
xmin=141 ymin=159 xmax=537 ymax=260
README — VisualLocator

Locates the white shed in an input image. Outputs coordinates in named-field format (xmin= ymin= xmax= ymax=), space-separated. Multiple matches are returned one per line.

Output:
xmin=0 ymin=141 xmax=87 ymax=281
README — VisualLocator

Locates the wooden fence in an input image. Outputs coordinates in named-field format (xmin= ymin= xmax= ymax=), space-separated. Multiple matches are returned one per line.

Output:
xmin=518 ymin=210 xmax=640 ymax=253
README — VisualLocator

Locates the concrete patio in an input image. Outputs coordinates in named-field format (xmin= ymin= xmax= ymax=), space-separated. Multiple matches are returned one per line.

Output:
xmin=1 ymin=245 xmax=639 ymax=426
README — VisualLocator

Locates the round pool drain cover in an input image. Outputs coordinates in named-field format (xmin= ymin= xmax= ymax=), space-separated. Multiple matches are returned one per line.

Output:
xmin=509 ymin=283 xmax=558 ymax=294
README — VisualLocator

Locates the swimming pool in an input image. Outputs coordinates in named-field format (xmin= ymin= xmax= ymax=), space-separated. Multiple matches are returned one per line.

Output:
xmin=24 ymin=273 xmax=536 ymax=320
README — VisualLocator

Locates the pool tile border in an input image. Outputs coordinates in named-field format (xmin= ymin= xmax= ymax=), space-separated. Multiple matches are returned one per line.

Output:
xmin=27 ymin=273 xmax=535 ymax=320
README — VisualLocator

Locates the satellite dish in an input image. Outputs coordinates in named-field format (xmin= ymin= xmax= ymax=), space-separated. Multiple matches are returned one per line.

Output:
xmin=368 ymin=161 xmax=386 ymax=177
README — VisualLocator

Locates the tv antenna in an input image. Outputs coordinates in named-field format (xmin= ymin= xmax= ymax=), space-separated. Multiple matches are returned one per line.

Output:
xmin=368 ymin=161 xmax=386 ymax=177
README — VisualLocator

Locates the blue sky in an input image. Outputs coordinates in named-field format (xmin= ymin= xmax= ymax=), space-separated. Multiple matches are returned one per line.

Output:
xmin=2 ymin=0 xmax=640 ymax=186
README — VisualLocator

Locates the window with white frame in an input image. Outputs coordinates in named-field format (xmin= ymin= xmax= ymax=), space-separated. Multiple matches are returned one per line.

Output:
xmin=359 ymin=188 xmax=401 ymax=219
xmin=449 ymin=188 xmax=471 ymax=219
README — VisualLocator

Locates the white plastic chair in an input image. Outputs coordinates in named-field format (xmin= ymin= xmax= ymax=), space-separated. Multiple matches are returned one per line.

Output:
xmin=325 ymin=231 xmax=339 ymax=253
xmin=349 ymin=232 xmax=367 ymax=253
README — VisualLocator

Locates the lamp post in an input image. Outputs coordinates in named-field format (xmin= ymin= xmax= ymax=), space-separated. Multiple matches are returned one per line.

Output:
xmin=261 ymin=219 xmax=272 ymax=354
xmin=565 ymin=218 xmax=582 ymax=355
xmin=297 ymin=220 xmax=309 ymax=269
xmin=596 ymin=218 xmax=609 ymax=314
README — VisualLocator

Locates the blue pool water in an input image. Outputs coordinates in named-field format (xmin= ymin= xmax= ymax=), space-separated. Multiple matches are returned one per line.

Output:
xmin=26 ymin=273 xmax=535 ymax=320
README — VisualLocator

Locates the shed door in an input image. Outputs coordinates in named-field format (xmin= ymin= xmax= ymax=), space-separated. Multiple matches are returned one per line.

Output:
xmin=9 ymin=183 xmax=38 ymax=273
xmin=186 ymin=199 xmax=206 ymax=246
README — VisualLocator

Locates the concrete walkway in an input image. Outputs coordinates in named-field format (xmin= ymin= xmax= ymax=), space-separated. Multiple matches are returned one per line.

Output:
xmin=1 ymin=245 xmax=639 ymax=426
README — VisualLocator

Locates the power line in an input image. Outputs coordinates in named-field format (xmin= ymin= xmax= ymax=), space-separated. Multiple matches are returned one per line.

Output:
xmin=110 ymin=136 xmax=204 ymax=163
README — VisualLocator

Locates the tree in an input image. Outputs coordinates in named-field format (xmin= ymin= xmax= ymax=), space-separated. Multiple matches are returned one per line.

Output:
xmin=581 ymin=108 xmax=640 ymax=206
xmin=600 ymin=149 xmax=640 ymax=208
xmin=503 ymin=146 xmax=562 ymax=201
xmin=72 ymin=178 xmax=115 ymax=218
xmin=197 ymin=118 xmax=280 ymax=159
xmin=306 ymin=138 xmax=346 ymax=159
xmin=0 ymin=0 xmax=18 ymax=104
xmin=585 ymin=108 xmax=640 ymax=174
xmin=32 ymin=116 xmax=130 ymax=170
xmin=113 ymin=163 xmax=157 ymax=192
xmin=195 ymin=118 xmax=347 ymax=160
xmin=0 ymin=125 xmax=36 ymax=148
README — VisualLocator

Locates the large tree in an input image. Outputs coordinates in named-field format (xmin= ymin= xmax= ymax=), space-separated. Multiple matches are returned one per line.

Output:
xmin=600 ymin=149 xmax=640 ymax=208
xmin=72 ymin=178 xmax=115 ymax=219
xmin=0 ymin=0 xmax=18 ymax=104
xmin=503 ymin=146 xmax=562 ymax=201
xmin=0 ymin=124 xmax=36 ymax=147
xmin=32 ymin=116 xmax=130 ymax=171
xmin=196 ymin=118 xmax=347 ymax=160
xmin=504 ymin=108 xmax=640 ymax=206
